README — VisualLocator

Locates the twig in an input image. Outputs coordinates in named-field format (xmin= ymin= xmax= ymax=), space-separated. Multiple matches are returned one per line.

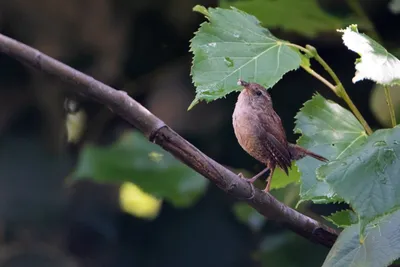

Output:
xmin=306 ymin=45 xmax=373 ymax=135
xmin=0 ymin=33 xmax=338 ymax=248
xmin=300 ymin=63 xmax=337 ymax=93
xmin=286 ymin=42 xmax=373 ymax=134
xmin=384 ymin=86 xmax=397 ymax=127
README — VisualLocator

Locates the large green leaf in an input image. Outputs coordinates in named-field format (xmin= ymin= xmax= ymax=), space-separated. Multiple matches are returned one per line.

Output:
xmin=189 ymin=6 xmax=301 ymax=109
xmin=339 ymin=24 xmax=400 ymax=86
xmin=220 ymin=0 xmax=343 ymax=38
xmin=319 ymin=126 xmax=400 ymax=224
xmin=73 ymin=131 xmax=208 ymax=207
xmin=322 ymin=208 xmax=400 ymax=267
xmin=294 ymin=94 xmax=367 ymax=203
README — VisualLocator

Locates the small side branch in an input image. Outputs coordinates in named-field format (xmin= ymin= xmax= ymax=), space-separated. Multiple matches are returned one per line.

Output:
xmin=0 ymin=33 xmax=338 ymax=248
xmin=384 ymin=86 xmax=397 ymax=127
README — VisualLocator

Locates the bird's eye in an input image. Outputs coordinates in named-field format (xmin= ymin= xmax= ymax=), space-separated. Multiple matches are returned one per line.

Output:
xmin=255 ymin=91 xmax=262 ymax=96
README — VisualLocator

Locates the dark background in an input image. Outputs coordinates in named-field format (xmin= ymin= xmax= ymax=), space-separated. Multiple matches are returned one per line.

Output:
xmin=0 ymin=0 xmax=398 ymax=266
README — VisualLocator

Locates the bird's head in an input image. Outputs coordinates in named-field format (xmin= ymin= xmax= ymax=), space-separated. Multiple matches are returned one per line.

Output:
xmin=237 ymin=79 xmax=272 ymax=108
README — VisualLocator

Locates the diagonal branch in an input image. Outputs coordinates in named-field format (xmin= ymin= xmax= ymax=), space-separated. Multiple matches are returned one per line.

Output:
xmin=0 ymin=33 xmax=338 ymax=247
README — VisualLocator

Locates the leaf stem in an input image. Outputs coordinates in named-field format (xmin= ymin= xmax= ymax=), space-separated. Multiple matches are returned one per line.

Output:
xmin=384 ymin=86 xmax=397 ymax=127
xmin=300 ymin=63 xmax=337 ymax=92
xmin=290 ymin=43 xmax=373 ymax=135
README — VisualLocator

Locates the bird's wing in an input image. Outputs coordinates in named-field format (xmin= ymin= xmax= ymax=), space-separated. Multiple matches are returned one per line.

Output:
xmin=257 ymin=112 xmax=291 ymax=174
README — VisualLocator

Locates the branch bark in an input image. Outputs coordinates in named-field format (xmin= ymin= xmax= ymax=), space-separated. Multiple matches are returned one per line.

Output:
xmin=0 ymin=33 xmax=338 ymax=247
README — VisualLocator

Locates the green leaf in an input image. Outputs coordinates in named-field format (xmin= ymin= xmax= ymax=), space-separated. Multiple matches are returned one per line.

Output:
xmin=338 ymin=24 xmax=400 ymax=86
xmin=220 ymin=0 xmax=343 ymax=38
xmin=294 ymin=94 xmax=367 ymax=203
xmin=270 ymin=163 xmax=300 ymax=190
xmin=73 ymin=131 xmax=208 ymax=207
xmin=319 ymin=126 xmax=400 ymax=224
xmin=322 ymin=208 xmax=400 ymax=267
xmin=189 ymin=6 xmax=301 ymax=109
xmin=232 ymin=202 xmax=266 ymax=232
xmin=323 ymin=210 xmax=358 ymax=228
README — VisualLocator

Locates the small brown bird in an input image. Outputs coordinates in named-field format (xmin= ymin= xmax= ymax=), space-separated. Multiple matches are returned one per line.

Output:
xmin=232 ymin=80 xmax=328 ymax=192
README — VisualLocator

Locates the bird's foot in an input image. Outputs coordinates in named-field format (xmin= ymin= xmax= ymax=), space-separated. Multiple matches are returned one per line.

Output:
xmin=247 ymin=175 xmax=259 ymax=184
xmin=263 ymin=183 xmax=271 ymax=193
xmin=237 ymin=173 xmax=258 ymax=184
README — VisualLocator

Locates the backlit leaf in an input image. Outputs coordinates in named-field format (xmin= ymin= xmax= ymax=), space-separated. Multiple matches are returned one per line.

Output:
xmin=338 ymin=24 xmax=400 ymax=85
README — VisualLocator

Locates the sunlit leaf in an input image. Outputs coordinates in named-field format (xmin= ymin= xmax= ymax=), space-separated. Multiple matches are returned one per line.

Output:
xmin=220 ymin=0 xmax=342 ymax=38
xmin=338 ymin=24 xmax=400 ymax=85
xmin=119 ymin=182 xmax=162 ymax=219
xmin=294 ymin=94 xmax=367 ymax=203
xmin=270 ymin=163 xmax=300 ymax=190
xmin=319 ymin=126 xmax=400 ymax=224
xmin=189 ymin=6 xmax=301 ymax=109
xmin=322 ymin=209 xmax=400 ymax=267
xmin=73 ymin=131 xmax=208 ymax=207
xmin=323 ymin=209 xmax=358 ymax=228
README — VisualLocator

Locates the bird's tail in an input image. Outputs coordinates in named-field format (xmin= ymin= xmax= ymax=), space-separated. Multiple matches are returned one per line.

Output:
xmin=288 ymin=144 xmax=328 ymax=162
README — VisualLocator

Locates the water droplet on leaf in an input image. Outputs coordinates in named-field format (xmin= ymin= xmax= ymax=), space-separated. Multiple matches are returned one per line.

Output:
xmin=224 ymin=57 xmax=234 ymax=67
xmin=208 ymin=42 xmax=216 ymax=47
xmin=373 ymin=140 xmax=387 ymax=147
xmin=233 ymin=33 xmax=240 ymax=38
xmin=394 ymin=140 xmax=400 ymax=145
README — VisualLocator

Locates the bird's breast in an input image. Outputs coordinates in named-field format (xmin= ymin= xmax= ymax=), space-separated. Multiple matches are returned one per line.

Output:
xmin=232 ymin=105 xmax=271 ymax=164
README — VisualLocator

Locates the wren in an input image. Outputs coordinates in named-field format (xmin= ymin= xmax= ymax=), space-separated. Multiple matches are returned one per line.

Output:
xmin=232 ymin=80 xmax=328 ymax=193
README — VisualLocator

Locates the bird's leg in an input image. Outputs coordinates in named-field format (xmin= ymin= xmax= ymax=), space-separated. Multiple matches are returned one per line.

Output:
xmin=264 ymin=164 xmax=276 ymax=193
xmin=247 ymin=167 xmax=269 ymax=183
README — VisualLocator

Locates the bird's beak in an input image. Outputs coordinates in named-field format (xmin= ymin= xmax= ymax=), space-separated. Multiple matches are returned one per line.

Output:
xmin=237 ymin=79 xmax=250 ymax=89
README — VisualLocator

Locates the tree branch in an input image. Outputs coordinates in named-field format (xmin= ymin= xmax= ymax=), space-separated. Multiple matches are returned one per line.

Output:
xmin=0 ymin=33 xmax=338 ymax=247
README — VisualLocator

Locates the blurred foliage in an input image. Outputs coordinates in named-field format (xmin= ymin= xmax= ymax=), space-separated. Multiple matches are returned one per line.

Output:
xmin=73 ymin=131 xmax=208 ymax=208
xmin=232 ymin=202 xmax=266 ymax=232
xmin=370 ymin=84 xmax=400 ymax=127
xmin=119 ymin=182 xmax=162 ymax=219
xmin=389 ymin=0 xmax=400 ymax=14
xmin=260 ymin=231 xmax=328 ymax=267
xmin=219 ymin=0 xmax=344 ymax=38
